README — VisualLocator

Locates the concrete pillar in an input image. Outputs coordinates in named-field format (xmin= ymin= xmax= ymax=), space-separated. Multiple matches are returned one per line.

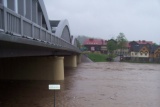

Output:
xmin=0 ymin=56 xmax=64 ymax=80
xmin=64 ymin=55 xmax=77 ymax=68
xmin=52 ymin=57 xmax=64 ymax=80
xmin=77 ymin=54 xmax=81 ymax=64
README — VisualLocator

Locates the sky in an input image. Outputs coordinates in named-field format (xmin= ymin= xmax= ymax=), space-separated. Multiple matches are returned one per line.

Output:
xmin=44 ymin=0 xmax=160 ymax=44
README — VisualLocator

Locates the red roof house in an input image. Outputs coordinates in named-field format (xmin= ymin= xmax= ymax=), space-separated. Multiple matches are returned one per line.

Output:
xmin=83 ymin=38 xmax=107 ymax=53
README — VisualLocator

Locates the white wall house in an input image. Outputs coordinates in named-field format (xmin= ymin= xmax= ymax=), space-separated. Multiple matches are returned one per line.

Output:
xmin=131 ymin=52 xmax=149 ymax=58
xmin=130 ymin=45 xmax=149 ymax=58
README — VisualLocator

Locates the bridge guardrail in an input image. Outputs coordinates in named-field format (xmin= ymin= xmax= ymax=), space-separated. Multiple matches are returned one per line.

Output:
xmin=0 ymin=4 xmax=3 ymax=31
xmin=0 ymin=5 xmax=81 ymax=53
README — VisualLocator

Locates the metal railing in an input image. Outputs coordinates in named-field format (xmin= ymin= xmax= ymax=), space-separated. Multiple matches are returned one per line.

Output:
xmin=0 ymin=5 xmax=80 ymax=53
xmin=0 ymin=5 xmax=3 ymax=30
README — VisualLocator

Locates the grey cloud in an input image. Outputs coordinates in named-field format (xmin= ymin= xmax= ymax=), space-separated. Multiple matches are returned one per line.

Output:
xmin=44 ymin=0 xmax=160 ymax=43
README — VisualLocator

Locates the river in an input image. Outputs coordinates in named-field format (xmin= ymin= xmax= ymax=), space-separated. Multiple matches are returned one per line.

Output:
xmin=0 ymin=62 xmax=160 ymax=107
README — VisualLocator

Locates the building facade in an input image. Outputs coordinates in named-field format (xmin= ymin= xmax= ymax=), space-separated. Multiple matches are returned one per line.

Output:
xmin=83 ymin=38 xmax=107 ymax=53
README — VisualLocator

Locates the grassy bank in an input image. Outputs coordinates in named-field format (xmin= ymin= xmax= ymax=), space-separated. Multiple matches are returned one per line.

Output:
xmin=86 ymin=53 xmax=108 ymax=62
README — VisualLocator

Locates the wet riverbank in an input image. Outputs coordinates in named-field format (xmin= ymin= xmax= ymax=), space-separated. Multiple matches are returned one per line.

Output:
xmin=0 ymin=62 xmax=160 ymax=107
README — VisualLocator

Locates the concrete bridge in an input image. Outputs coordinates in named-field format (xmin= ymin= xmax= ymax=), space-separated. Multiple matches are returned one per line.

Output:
xmin=0 ymin=0 xmax=81 ymax=80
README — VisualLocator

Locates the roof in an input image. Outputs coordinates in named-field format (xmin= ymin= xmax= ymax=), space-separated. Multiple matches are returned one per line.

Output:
xmin=83 ymin=38 xmax=107 ymax=45
xmin=136 ymin=40 xmax=153 ymax=45
xmin=131 ymin=44 xmax=149 ymax=52
xmin=150 ymin=45 xmax=160 ymax=53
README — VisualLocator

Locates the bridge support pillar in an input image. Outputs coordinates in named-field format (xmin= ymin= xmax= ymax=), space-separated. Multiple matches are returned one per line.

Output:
xmin=77 ymin=54 xmax=81 ymax=64
xmin=52 ymin=56 xmax=64 ymax=80
xmin=64 ymin=55 xmax=77 ymax=68
xmin=0 ymin=56 xmax=64 ymax=80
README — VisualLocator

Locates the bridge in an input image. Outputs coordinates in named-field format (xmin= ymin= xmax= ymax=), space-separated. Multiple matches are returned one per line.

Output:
xmin=0 ymin=0 xmax=81 ymax=80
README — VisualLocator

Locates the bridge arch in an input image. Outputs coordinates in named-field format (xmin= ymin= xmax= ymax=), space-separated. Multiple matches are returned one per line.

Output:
xmin=50 ymin=19 xmax=72 ymax=43
xmin=71 ymin=36 xmax=79 ymax=47
xmin=0 ymin=0 xmax=51 ymax=31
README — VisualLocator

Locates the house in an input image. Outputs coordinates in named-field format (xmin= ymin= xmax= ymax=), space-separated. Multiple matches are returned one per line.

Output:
xmin=129 ymin=40 xmax=153 ymax=51
xmin=83 ymin=38 xmax=107 ymax=53
xmin=114 ymin=42 xmax=130 ymax=56
xmin=130 ymin=44 xmax=150 ymax=62
xmin=150 ymin=45 xmax=160 ymax=62
xmin=136 ymin=40 xmax=153 ymax=45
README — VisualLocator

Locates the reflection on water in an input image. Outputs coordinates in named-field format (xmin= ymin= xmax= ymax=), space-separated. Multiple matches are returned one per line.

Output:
xmin=0 ymin=62 xmax=160 ymax=107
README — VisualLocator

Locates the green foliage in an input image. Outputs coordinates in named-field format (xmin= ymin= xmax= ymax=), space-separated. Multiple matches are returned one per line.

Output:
xmin=81 ymin=46 xmax=88 ymax=51
xmin=107 ymin=39 xmax=117 ymax=54
xmin=153 ymin=43 xmax=158 ymax=46
xmin=87 ymin=53 xmax=117 ymax=62
xmin=87 ymin=53 xmax=108 ymax=62
xmin=116 ymin=33 xmax=128 ymax=49
xmin=76 ymin=40 xmax=81 ymax=49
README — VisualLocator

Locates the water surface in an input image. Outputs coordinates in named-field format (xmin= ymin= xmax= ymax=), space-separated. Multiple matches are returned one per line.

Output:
xmin=0 ymin=62 xmax=160 ymax=107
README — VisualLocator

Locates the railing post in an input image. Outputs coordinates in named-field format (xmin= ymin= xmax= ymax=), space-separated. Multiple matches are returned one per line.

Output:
xmin=20 ymin=16 xmax=23 ymax=36
xmin=3 ymin=7 xmax=7 ymax=32
xmin=32 ymin=23 xmax=34 ymax=38
xmin=45 ymin=30 xmax=47 ymax=42
xmin=39 ymin=27 xmax=41 ymax=40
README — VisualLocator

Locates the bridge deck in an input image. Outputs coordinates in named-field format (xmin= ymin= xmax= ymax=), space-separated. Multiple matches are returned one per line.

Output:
xmin=0 ymin=4 xmax=80 ymax=58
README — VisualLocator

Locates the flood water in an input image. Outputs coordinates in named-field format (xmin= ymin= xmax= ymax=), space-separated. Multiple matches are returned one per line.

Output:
xmin=0 ymin=62 xmax=160 ymax=107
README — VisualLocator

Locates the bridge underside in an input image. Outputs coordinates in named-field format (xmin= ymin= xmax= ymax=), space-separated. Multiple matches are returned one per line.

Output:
xmin=0 ymin=33 xmax=82 ymax=80
xmin=0 ymin=56 xmax=81 ymax=80
xmin=0 ymin=33 xmax=75 ymax=58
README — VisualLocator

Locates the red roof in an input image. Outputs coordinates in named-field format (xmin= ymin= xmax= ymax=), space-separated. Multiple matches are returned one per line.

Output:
xmin=136 ymin=40 xmax=153 ymax=45
xmin=83 ymin=38 xmax=107 ymax=45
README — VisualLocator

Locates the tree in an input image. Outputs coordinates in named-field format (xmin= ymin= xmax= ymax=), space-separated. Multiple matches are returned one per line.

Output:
xmin=76 ymin=40 xmax=81 ymax=49
xmin=107 ymin=39 xmax=117 ymax=58
xmin=116 ymin=33 xmax=128 ymax=55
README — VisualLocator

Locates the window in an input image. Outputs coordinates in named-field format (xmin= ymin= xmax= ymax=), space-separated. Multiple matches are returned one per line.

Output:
xmin=135 ymin=52 xmax=137 ymax=55
xmin=145 ymin=53 xmax=147 ymax=56
xmin=140 ymin=53 xmax=143 ymax=55
xmin=91 ymin=47 xmax=95 ymax=51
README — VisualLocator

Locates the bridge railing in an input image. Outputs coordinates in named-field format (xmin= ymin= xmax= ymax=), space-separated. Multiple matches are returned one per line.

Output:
xmin=0 ymin=5 xmax=3 ymax=31
xmin=0 ymin=5 xmax=80 ymax=53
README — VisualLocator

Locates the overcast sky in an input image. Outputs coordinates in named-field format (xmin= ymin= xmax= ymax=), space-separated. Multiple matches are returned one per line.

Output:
xmin=44 ymin=0 xmax=160 ymax=44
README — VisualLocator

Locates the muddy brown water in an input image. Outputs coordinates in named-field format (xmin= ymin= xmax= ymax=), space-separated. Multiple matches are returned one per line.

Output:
xmin=0 ymin=62 xmax=160 ymax=107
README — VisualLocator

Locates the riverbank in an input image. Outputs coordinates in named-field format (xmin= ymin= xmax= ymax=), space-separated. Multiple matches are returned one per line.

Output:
xmin=86 ymin=53 xmax=115 ymax=62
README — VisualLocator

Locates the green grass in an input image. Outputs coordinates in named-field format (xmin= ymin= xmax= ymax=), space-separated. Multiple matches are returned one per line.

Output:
xmin=87 ymin=53 xmax=108 ymax=62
